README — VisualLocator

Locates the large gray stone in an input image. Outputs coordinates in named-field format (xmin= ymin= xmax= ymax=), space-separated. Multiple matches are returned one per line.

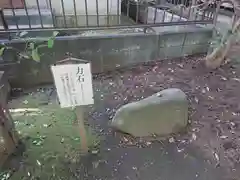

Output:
xmin=111 ymin=88 xmax=188 ymax=137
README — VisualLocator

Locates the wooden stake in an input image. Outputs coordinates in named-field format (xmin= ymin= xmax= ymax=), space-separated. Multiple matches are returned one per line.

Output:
xmin=76 ymin=106 xmax=88 ymax=154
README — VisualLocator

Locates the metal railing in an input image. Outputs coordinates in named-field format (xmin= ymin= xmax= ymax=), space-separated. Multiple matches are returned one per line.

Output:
xmin=0 ymin=0 xmax=217 ymax=33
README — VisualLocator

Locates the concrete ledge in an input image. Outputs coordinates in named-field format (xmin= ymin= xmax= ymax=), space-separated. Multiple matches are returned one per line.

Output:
xmin=0 ymin=28 xmax=213 ymax=88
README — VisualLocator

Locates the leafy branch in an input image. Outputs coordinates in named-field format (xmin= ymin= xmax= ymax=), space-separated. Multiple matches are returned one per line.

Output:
xmin=0 ymin=31 xmax=59 ymax=62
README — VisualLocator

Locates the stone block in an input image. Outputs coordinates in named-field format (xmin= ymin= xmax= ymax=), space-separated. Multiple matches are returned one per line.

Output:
xmin=182 ymin=44 xmax=209 ymax=56
xmin=158 ymin=46 xmax=183 ymax=59
xmin=158 ymin=33 xmax=185 ymax=48
xmin=111 ymin=88 xmax=188 ymax=137
xmin=184 ymin=31 xmax=212 ymax=46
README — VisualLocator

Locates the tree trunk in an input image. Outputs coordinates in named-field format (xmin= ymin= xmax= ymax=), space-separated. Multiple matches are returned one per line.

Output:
xmin=205 ymin=37 xmax=233 ymax=69
xmin=205 ymin=4 xmax=240 ymax=69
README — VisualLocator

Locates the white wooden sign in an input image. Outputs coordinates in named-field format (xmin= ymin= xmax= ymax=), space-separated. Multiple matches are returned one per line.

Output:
xmin=51 ymin=63 xmax=94 ymax=108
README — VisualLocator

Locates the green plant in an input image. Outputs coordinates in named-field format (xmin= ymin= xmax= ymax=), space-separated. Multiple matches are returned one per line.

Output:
xmin=0 ymin=31 xmax=59 ymax=62
xmin=6 ymin=93 xmax=101 ymax=179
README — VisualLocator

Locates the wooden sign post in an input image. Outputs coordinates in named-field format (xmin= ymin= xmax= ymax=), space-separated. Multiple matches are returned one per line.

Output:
xmin=51 ymin=58 xmax=94 ymax=154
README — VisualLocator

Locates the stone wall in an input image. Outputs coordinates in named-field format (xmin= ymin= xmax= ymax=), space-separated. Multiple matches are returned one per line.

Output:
xmin=0 ymin=27 xmax=212 ymax=88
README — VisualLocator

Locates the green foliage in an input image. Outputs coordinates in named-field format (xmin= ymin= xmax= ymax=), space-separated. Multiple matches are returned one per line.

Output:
xmin=6 ymin=92 xmax=101 ymax=179
xmin=0 ymin=31 xmax=59 ymax=62
xmin=31 ymin=48 xmax=40 ymax=62
xmin=48 ymin=31 xmax=59 ymax=48
xmin=0 ymin=47 xmax=5 ymax=56
xmin=47 ymin=38 xmax=54 ymax=48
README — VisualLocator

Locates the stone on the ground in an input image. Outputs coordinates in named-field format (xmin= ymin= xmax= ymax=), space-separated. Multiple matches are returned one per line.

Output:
xmin=111 ymin=88 xmax=188 ymax=137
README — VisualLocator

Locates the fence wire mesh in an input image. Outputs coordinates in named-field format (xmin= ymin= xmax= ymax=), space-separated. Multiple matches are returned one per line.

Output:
xmin=0 ymin=0 xmax=217 ymax=32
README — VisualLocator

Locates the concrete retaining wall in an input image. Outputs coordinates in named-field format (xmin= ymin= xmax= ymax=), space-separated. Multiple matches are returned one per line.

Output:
xmin=0 ymin=28 xmax=212 ymax=88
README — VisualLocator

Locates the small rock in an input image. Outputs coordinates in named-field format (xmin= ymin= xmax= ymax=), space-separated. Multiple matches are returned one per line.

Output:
xmin=111 ymin=88 xmax=188 ymax=137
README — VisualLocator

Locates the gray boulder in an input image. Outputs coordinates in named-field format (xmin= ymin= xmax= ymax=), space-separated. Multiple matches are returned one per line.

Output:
xmin=111 ymin=88 xmax=188 ymax=137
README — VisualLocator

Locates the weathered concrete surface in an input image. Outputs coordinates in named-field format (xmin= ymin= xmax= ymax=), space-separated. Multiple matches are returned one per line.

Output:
xmin=0 ymin=28 xmax=212 ymax=88
xmin=111 ymin=88 xmax=188 ymax=137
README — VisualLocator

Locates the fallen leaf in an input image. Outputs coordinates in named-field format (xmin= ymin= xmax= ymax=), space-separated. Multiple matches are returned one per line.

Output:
xmin=91 ymin=150 xmax=99 ymax=154
xmin=208 ymin=96 xmax=214 ymax=100
xmin=132 ymin=166 xmax=137 ymax=170
xmin=214 ymin=152 xmax=220 ymax=162
xmin=36 ymin=141 xmax=42 ymax=146
xmin=192 ymin=133 xmax=197 ymax=141
xmin=36 ymin=160 xmax=41 ymax=166
xmin=232 ymin=78 xmax=240 ymax=82
xmin=123 ymin=137 xmax=129 ymax=142
xmin=177 ymin=148 xmax=184 ymax=152
xmin=146 ymin=141 xmax=152 ymax=146
xmin=177 ymin=64 xmax=183 ymax=68
xmin=220 ymin=76 xmax=227 ymax=81
xmin=43 ymin=124 xmax=49 ymax=127
xmin=194 ymin=97 xmax=199 ymax=103
xmin=219 ymin=135 xmax=228 ymax=139
xmin=169 ymin=137 xmax=175 ymax=143
xmin=23 ymin=100 xmax=28 ymax=104
xmin=152 ymin=66 xmax=158 ymax=72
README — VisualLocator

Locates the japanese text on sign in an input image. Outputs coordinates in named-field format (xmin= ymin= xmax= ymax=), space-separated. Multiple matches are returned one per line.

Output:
xmin=51 ymin=63 xmax=94 ymax=108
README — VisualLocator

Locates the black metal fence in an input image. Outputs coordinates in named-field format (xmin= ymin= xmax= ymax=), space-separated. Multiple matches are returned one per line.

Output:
xmin=0 ymin=0 xmax=217 ymax=32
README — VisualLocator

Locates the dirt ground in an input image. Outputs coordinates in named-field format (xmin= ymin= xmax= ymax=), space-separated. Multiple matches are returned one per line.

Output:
xmin=4 ymin=55 xmax=240 ymax=180
xmin=88 ymin=55 xmax=240 ymax=180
